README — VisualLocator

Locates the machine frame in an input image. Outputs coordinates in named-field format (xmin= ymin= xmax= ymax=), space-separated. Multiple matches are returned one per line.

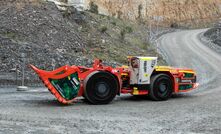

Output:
xmin=30 ymin=57 xmax=199 ymax=104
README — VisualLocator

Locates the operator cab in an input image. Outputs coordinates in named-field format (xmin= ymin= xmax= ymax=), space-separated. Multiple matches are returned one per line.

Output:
xmin=128 ymin=56 xmax=158 ymax=85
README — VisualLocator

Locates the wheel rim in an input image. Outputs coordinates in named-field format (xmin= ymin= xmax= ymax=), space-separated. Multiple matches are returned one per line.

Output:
xmin=157 ymin=80 xmax=170 ymax=97
xmin=159 ymin=83 xmax=167 ymax=93
xmin=95 ymin=81 xmax=110 ymax=98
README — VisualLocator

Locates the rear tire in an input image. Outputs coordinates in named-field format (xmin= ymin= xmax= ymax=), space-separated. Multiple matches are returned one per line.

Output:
xmin=84 ymin=71 xmax=118 ymax=105
xmin=149 ymin=74 xmax=173 ymax=101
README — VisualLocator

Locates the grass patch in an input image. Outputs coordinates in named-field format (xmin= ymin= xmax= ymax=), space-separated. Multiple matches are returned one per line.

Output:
xmin=1 ymin=31 xmax=24 ymax=42
xmin=99 ymin=25 xmax=108 ymax=33
xmin=89 ymin=2 xmax=98 ymax=14
xmin=76 ymin=11 xmax=165 ymax=65
xmin=125 ymin=26 xmax=133 ymax=33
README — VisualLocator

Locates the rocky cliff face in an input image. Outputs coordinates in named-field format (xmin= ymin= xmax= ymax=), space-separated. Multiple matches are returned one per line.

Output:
xmin=87 ymin=0 xmax=221 ymax=27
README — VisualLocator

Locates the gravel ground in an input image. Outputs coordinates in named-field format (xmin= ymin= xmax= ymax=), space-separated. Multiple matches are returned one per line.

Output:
xmin=0 ymin=29 xmax=221 ymax=133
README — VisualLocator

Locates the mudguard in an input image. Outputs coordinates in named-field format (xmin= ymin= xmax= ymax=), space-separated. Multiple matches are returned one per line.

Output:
xmin=30 ymin=65 xmax=81 ymax=104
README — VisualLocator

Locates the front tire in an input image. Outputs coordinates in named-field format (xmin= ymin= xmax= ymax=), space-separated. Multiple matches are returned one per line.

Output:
xmin=84 ymin=71 xmax=118 ymax=105
xmin=149 ymin=74 xmax=173 ymax=101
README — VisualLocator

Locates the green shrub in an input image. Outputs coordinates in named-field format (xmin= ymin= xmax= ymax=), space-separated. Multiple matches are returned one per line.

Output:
xmin=89 ymin=2 xmax=98 ymax=14
xmin=117 ymin=11 xmax=123 ymax=19
xmin=120 ymin=29 xmax=126 ymax=40
xmin=99 ymin=26 xmax=108 ymax=33
xmin=111 ymin=21 xmax=116 ymax=26
xmin=125 ymin=26 xmax=133 ymax=33
xmin=120 ymin=26 xmax=133 ymax=40
xmin=171 ymin=23 xmax=179 ymax=28
xmin=62 ymin=9 xmax=71 ymax=18
xmin=138 ymin=4 xmax=143 ymax=20
xmin=141 ymin=42 xmax=148 ymax=50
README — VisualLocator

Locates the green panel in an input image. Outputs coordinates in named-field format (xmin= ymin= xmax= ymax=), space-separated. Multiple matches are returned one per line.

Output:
xmin=179 ymin=84 xmax=193 ymax=90
xmin=49 ymin=73 xmax=80 ymax=100
xmin=184 ymin=73 xmax=194 ymax=78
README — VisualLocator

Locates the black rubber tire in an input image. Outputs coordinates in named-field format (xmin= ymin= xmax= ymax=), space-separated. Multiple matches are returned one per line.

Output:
xmin=84 ymin=71 xmax=118 ymax=105
xmin=149 ymin=74 xmax=173 ymax=101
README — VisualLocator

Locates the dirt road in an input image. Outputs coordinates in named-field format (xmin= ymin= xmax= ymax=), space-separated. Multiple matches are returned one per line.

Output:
xmin=1 ymin=29 xmax=221 ymax=134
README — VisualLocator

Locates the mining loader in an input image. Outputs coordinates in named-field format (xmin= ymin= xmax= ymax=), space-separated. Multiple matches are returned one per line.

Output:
xmin=30 ymin=56 xmax=199 ymax=104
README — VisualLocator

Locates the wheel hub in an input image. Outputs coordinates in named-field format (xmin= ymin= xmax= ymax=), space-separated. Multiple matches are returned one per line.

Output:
xmin=159 ymin=83 xmax=167 ymax=93
xmin=97 ymin=83 xmax=108 ymax=93
xmin=95 ymin=82 xmax=110 ymax=97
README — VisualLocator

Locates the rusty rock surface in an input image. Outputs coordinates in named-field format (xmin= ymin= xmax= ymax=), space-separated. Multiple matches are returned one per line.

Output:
xmin=87 ymin=0 xmax=221 ymax=27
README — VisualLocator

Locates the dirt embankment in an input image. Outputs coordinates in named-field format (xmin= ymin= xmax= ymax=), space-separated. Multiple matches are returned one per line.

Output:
xmin=0 ymin=1 xmax=163 ymax=86
xmin=204 ymin=26 xmax=221 ymax=47
xmin=202 ymin=23 xmax=221 ymax=54
xmin=87 ymin=0 xmax=221 ymax=27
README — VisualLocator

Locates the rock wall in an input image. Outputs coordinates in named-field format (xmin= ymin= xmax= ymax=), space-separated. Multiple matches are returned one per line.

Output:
xmin=86 ymin=0 xmax=221 ymax=27
xmin=4 ymin=0 xmax=221 ymax=26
